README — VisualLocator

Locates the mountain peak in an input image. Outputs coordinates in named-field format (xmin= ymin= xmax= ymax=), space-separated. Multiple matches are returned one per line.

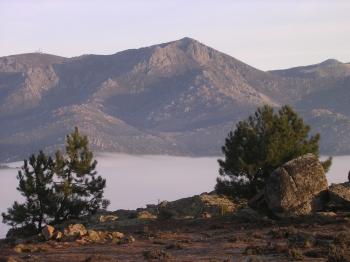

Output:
xmin=178 ymin=36 xmax=195 ymax=41
xmin=145 ymin=36 xmax=219 ymax=68
xmin=177 ymin=37 xmax=199 ymax=44
xmin=319 ymin=58 xmax=341 ymax=66
xmin=157 ymin=37 xmax=202 ymax=49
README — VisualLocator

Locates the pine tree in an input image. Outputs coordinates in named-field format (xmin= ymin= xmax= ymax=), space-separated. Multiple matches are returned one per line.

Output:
xmin=2 ymin=151 xmax=54 ymax=232
xmin=52 ymin=127 xmax=108 ymax=223
xmin=2 ymin=128 xmax=109 ymax=234
xmin=216 ymin=105 xmax=332 ymax=198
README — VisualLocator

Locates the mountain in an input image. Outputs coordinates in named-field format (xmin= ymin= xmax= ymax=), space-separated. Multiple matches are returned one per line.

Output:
xmin=0 ymin=37 xmax=349 ymax=162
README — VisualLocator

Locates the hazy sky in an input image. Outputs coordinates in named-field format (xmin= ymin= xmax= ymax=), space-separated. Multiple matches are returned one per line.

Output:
xmin=0 ymin=0 xmax=349 ymax=70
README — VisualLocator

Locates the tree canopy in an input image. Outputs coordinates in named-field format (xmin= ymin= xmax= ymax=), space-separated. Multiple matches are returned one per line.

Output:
xmin=216 ymin=105 xmax=332 ymax=198
xmin=2 ymin=127 xmax=109 ymax=234
xmin=2 ymin=151 xmax=55 ymax=231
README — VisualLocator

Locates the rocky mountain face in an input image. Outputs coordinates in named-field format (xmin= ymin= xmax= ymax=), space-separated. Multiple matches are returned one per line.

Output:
xmin=0 ymin=37 xmax=349 ymax=161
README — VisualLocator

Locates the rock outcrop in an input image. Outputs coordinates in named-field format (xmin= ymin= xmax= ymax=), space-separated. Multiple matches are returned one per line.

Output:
xmin=85 ymin=230 xmax=125 ymax=244
xmin=38 ymin=224 xmax=129 ymax=245
xmin=156 ymin=192 xmax=240 ymax=219
xmin=253 ymin=154 xmax=328 ymax=218
xmin=137 ymin=211 xmax=157 ymax=219
xmin=327 ymin=182 xmax=350 ymax=211
xmin=41 ymin=225 xmax=55 ymax=241
xmin=63 ymin=224 xmax=88 ymax=239
xmin=99 ymin=214 xmax=118 ymax=223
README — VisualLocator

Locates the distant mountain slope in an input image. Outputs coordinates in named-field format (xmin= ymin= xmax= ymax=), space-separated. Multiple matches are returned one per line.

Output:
xmin=0 ymin=53 xmax=67 ymax=116
xmin=0 ymin=38 xmax=349 ymax=162
xmin=270 ymin=59 xmax=350 ymax=78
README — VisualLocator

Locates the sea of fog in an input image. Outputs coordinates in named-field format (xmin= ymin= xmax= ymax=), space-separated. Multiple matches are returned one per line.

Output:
xmin=0 ymin=153 xmax=349 ymax=238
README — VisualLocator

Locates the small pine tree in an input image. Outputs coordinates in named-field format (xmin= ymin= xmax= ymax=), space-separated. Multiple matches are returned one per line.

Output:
xmin=2 ymin=128 xmax=109 ymax=233
xmin=216 ymin=105 xmax=332 ymax=198
xmin=2 ymin=151 xmax=54 ymax=232
xmin=52 ymin=127 xmax=108 ymax=223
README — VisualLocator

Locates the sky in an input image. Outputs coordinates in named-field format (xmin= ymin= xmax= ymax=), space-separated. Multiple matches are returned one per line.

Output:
xmin=0 ymin=0 xmax=349 ymax=70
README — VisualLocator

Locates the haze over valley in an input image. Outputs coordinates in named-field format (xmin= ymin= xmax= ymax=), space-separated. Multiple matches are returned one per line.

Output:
xmin=0 ymin=153 xmax=349 ymax=238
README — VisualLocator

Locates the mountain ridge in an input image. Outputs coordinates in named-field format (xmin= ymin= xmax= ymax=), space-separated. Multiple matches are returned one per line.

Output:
xmin=0 ymin=37 xmax=349 ymax=162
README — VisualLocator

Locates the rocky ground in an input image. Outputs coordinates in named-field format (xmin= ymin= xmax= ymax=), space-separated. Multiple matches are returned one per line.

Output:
xmin=1 ymin=154 xmax=350 ymax=261
xmin=1 ymin=210 xmax=350 ymax=261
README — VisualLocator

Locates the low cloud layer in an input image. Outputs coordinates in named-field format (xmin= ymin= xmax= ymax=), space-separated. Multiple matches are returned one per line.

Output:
xmin=0 ymin=153 xmax=347 ymax=237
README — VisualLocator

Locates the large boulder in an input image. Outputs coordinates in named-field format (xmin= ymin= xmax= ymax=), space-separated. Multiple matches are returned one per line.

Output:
xmin=328 ymin=182 xmax=350 ymax=210
xmin=41 ymin=225 xmax=55 ymax=241
xmin=265 ymin=154 xmax=328 ymax=217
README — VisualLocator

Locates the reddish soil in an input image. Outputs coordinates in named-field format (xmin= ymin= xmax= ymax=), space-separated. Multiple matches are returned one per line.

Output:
xmin=1 ymin=214 xmax=349 ymax=261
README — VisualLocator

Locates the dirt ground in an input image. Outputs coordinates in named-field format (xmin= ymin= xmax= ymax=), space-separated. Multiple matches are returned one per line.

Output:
xmin=1 ymin=213 xmax=350 ymax=262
